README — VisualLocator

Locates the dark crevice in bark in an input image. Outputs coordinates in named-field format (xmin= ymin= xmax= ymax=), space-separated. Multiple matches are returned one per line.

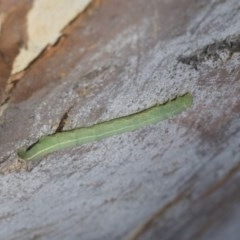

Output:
xmin=178 ymin=34 xmax=240 ymax=70
xmin=55 ymin=105 xmax=75 ymax=133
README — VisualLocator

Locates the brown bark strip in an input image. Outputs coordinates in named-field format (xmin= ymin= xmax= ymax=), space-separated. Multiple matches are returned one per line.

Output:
xmin=0 ymin=1 xmax=32 ymax=104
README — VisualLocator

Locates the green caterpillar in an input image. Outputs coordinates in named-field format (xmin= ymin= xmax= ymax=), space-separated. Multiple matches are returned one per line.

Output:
xmin=18 ymin=93 xmax=193 ymax=161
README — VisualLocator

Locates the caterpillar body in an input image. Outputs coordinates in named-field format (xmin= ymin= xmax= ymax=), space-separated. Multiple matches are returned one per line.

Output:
xmin=18 ymin=93 xmax=193 ymax=161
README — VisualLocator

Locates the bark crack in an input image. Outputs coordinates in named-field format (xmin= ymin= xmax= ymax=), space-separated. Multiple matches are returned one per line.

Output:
xmin=55 ymin=104 xmax=75 ymax=133
xmin=178 ymin=34 xmax=240 ymax=70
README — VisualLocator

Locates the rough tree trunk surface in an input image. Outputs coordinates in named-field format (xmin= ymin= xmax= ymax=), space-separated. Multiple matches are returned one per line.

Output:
xmin=0 ymin=0 xmax=240 ymax=239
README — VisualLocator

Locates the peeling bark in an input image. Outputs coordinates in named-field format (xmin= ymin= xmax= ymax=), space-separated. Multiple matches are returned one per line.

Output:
xmin=0 ymin=0 xmax=240 ymax=239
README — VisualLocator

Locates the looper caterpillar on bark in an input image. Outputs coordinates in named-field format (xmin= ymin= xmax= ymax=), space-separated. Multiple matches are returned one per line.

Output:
xmin=18 ymin=93 xmax=193 ymax=161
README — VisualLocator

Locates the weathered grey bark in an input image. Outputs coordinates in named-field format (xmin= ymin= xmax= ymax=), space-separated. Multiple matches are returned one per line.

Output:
xmin=0 ymin=0 xmax=240 ymax=239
